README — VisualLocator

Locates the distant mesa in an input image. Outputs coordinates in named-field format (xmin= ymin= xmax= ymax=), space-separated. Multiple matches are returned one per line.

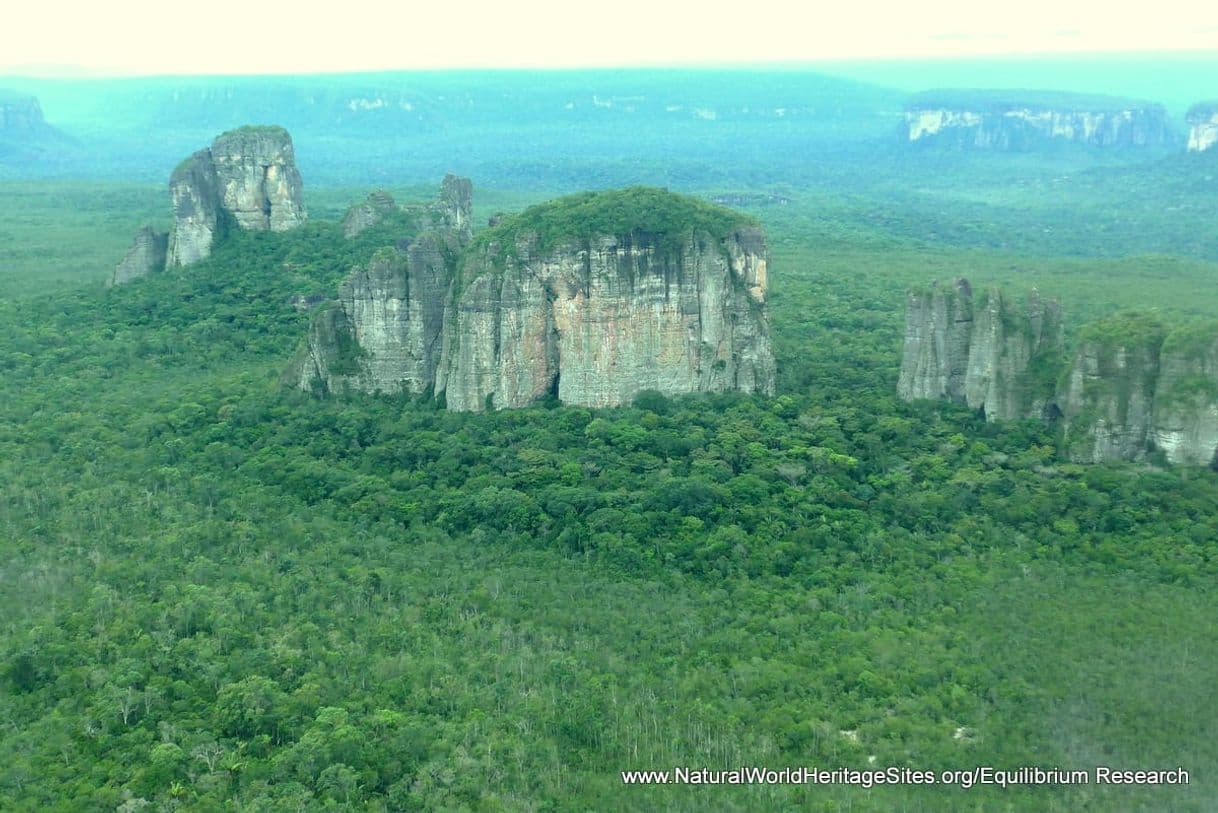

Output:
xmin=899 ymin=280 xmax=1218 ymax=466
xmin=0 ymin=90 xmax=51 ymax=133
xmin=289 ymin=185 xmax=776 ymax=411
xmin=0 ymin=89 xmax=71 ymax=158
xmin=112 ymin=125 xmax=306 ymax=285
xmin=1186 ymin=101 xmax=1218 ymax=153
xmin=900 ymin=89 xmax=1175 ymax=150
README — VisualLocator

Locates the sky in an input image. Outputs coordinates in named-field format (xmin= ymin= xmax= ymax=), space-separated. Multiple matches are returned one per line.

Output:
xmin=4 ymin=0 xmax=1218 ymax=76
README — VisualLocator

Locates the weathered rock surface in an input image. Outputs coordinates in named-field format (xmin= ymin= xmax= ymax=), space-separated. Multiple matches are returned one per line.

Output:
xmin=439 ymin=225 xmax=774 ymax=411
xmin=287 ymin=236 xmax=454 ymax=395
xmin=167 ymin=149 xmax=221 ymax=268
xmin=1186 ymin=102 xmax=1218 ymax=153
xmin=897 ymin=279 xmax=1062 ymax=421
xmin=291 ymin=185 xmax=776 ymax=411
xmin=902 ymin=90 xmax=1174 ymax=150
xmin=110 ymin=225 xmax=168 ymax=287
xmin=341 ymin=190 xmax=397 ymax=238
xmin=1151 ymin=325 xmax=1218 ymax=466
xmin=1059 ymin=315 xmax=1166 ymax=463
xmin=165 ymin=126 xmax=306 ymax=269
xmin=210 ymin=126 xmax=307 ymax=232
xmin=896 ymin=278 xmax=974 ymax=404
xmin=436 ymin=174 xmax=473 ymax=242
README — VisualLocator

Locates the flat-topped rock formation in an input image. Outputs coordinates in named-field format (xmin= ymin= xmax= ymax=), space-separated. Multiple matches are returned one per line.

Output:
xmin=289 ymin=186 xmax=776 ymax=411
xmin=901 ymin=90 xmax=1175 ymax=150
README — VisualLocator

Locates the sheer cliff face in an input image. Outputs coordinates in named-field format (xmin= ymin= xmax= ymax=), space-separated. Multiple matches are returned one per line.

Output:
xmin=896 ymin=279 xmax=973 ymax=404
xmin=1059 ymin=323 xmax=1165 ymax=463
xmin=210 ymin=128 xmax=307 ymax=232
xmin=902 ymin=98 xmax=1173 ymax=150
xmin=897 ymin=279 xmax=1061 ymax=421
xmin=439 ymin=227 xmax=774 ymax=411
xmin=288 ymin=237 xmax=454 ymax=395
xmin=1151 ymin=329 xmax=1218 ymax=466
xmin=287 ymin=178 xmax=471 ymax=395
xmin=1186 ymin=105 xmax=1218 ymax=153
xmin=167 ymin=149 xmax=220 ymax=268
xmin=110 ymin=225 xmax=168 ymax=287
xmin=166 ymin=126 xmax=306 ymax=269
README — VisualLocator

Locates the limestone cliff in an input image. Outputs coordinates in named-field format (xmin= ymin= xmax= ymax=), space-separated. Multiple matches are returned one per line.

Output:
xmin=902 ymin=90 xmax=1174 ymax=150
xmin=1186 ymin=102 xmax=1218 ymax=153
xmin=897 ymin=279 xmax=1062 ymax=421
xmin=110 ymin=225 xmax=168 ymax=287
xmin=1151 ymin=324 xmax=1218 ymax=466
xmin=1059 ymin=314 xmax=1166 ymax=463
xmin=166 ymin=126 xmax=306 ymax=268
xmin=291 ymin=186 xmax=776 ymax=411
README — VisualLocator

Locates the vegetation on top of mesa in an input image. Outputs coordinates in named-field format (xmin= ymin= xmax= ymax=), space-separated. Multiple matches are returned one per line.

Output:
xmin=906 ymin=88 xmax=1160 ymax=114
xmin=1187 ymin=100 xmax=1218 ymax=118
xmin=1078 ymin=311 xmax=1168 ymax=349
xmin=471 ymin=187 xmax=758 ymax=254
xmin=1162 ymin=321 xmax=1218 ymax=358
xmin=213 ymin=124 xmax=292 ymax=141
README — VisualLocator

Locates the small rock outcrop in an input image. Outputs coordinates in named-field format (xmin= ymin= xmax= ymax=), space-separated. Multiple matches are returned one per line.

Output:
xmin=1186 ymin=102 xmax=1218 ymax=153
xmin=901 ymin=90 xmax=1174 ymax=150
xmin=290 ymin=185 xmax=776 ymax=411
xmin=342 ymin=190 xmax=397 ymax=238
xmin=115 ymin=125 xmax=307 ymax=284
xmin=110 ymin=225 xmax=168 ymax=287
xmin=1058 ymin=314 xmax=1166 ymax=463
xmin=897 ymin=279 xmax=1063 ymax=421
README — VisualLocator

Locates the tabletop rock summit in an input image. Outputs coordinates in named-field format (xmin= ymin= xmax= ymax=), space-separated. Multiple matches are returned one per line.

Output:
xmin=289 ymin=185 xmax=776 ymax=411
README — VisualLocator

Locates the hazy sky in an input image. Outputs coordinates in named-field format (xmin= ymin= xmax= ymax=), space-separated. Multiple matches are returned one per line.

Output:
xmin=6 ymin=0 xmax=1218 ymax=75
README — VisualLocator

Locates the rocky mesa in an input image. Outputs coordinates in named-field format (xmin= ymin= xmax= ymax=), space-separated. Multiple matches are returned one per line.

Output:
xmin=899 ymin=287 xmax=1218 ymax=466
xmin=896 ymin=278 xmax=1063 ymax=422
xmin=901 ymin=90 xmax=1175 ymax=150
xmin=289 ymin=185 xmax=776 ymax=411
xmin=112 ymin=126 xmax=306 ymax=284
